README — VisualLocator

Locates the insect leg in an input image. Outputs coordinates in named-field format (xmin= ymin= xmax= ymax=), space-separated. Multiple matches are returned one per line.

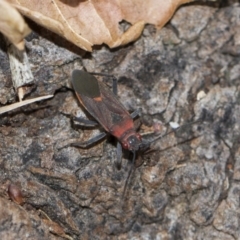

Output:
xmin=111 ymin=76 xmax=118 ymax=95
xmin=107 ymin=74 xmax=141 ymax=119
xmin=72 ymin=116 xmax=99 ymax=127
xmin=70 ymin=132 xmax=107 ymax=148
xmin=123 ymin=151 xmax=136 ymax=197
xmin=115 ymin=142 xmax=123 ymax=170
xmin=130 ymin=109 xmax=141 ymax=119
xmin=89 ymin=72 xmax=118 ymax=95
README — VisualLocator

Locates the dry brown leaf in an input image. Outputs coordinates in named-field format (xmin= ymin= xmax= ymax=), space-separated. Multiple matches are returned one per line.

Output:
xmin=8 ymin=0 xmax=193 ymax=51
xmin=0 ymin=0 xmax=30 ymax=50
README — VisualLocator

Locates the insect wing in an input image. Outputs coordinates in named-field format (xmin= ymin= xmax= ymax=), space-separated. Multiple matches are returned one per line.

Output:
xmin=72 ymin=70 xmax=132 ymax=133
xmin=72 ymin=70 xmax=100 ymax=98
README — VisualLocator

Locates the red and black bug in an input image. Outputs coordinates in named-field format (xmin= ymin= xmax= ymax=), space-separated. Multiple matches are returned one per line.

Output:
xmin=67 ymin=70 xmax=200 ymax=194
xmin=70 ymin=69 xmax=144 ymax=169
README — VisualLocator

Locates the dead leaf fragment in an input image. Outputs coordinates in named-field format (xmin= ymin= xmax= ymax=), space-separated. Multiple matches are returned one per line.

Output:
xmin=0 ymin=0 xmax=30 ymax=50
xmin=8 ymin=0 xmax=194 ymax=51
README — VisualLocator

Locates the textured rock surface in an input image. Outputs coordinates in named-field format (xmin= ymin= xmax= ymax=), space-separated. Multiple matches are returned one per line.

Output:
xmin=0 ymin=1 xmax=239 ymax=239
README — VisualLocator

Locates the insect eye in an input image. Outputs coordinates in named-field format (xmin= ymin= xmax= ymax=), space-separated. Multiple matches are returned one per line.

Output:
xmin=122 ymin=142 xmax=129 ymax=149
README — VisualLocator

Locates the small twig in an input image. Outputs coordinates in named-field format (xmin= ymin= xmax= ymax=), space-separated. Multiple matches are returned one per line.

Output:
xmin=0 ymin=95 xmax=54 ymax=115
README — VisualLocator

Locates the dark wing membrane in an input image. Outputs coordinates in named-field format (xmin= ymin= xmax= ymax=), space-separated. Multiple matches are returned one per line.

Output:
xmin=72 ymin=70 xmax=100 ymax=98
xmin=75 ymin=81 xmax=131 ymax=132
xmin=98 ymin=81 xmax=130 ymax=116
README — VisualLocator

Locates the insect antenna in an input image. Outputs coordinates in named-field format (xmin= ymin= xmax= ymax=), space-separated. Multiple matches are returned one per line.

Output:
xmin=142 ymin=119 xmax=202 ymax=153
xmin=121 ymin=119 xmax=202 ymax=198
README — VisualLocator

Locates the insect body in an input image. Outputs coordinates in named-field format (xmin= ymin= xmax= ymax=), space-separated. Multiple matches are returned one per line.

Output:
xmin=71 ymin=70 xmax=142 ymax=168
xmin=69 ymin=70 xmax=200 ymax=195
